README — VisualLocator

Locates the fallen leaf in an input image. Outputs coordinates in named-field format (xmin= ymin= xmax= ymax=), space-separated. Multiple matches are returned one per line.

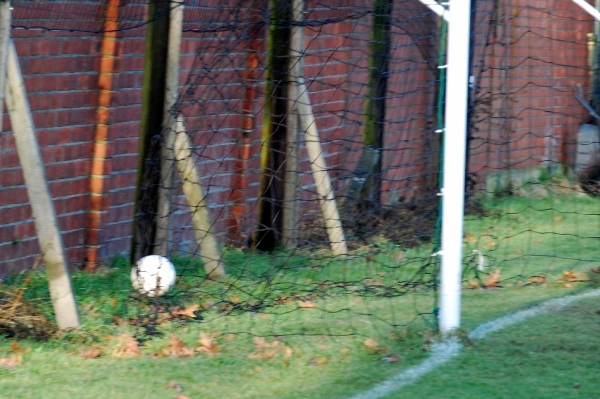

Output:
xmin=248 ymin=350 xmax=278 ymax=360
xmin=79 ymin=346 xmax=102 ymax=359
xmin=282 ymin=346 xmax=293 ymax=358
xmin=486 ymin=241 xmax=496 ymax=248
xmin=223 ymin=334 xmax=236 ymax=342
xmin=468 ymin=280 xmax=479 ymax=289
xmin=465 ymin=234 xmax=477 ymax=243
xmin=528 ymin=275 xmax=547 ymax=284
xmin=112 ymin=316 xmax=130 ymax=326
xmin=10 ymin=342 xmax=21 ymax=353
xmin=0 ymin=354 xmax=22 ymax=370
xmin=297 ymin=301 xmax=316 ymax=309
xmin=229 ymin=295 xmax=242 ymax=304
xmin=363 ymin=338 xmax=379 ymax=350
xmin=172 ymin=304 xmax=200 ymax=319
xmin=484 ymin=268 xmax=501 ymax=287
xmin=393 ymin=252 xmax=406 ymax=262
xmin=253 ymin=337 xmax=279 ymax=350
xmin=160 ymin=334 xmax=195 ymax=358
xmin=553 ymin=215 xmax=564 ymax=223
xmin=112 ymin=334 xmax=140 ymax=358
xmin=174 ymin=395 xmax=191 ymax=399
xmin=309 ymin=357 xmax=328 ymax=366
xmin=563 ymin=270 xmax=577 ymax=281
xmin=197 ymin=332 xmax=219 ymax=357
xmin=167 ymin=380 xmax=184 ymax=392
xmin=380 ymin=354 xmax=400 ymax=363
xmin=564 ymin=283 xmax=573 ymax=288
xmin=340 ymin=348 xmax=350 ymax=356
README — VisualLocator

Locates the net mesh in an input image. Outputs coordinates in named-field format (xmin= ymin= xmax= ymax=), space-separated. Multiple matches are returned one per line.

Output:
xmin=1 ymin=0 xmax=599 ymax=345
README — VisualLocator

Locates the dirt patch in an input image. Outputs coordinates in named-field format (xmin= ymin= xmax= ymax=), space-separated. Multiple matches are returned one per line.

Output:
xmin=299 ymin=197 xmax=431 ymax=250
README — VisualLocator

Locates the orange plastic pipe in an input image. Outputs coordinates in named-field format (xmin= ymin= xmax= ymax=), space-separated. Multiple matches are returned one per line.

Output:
xmin=85 ymin=0 xmax=120 ymax=271
xmin=229 ymin=10 xmax=260 ymax=243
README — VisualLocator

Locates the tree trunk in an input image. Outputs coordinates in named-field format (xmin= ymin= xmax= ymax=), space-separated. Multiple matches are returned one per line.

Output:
xmin=345 ymin=0 xmax=392 ymax=210
xmin=255 ymin=0 xmax=291 ymax=251
xmin=131 ymin=0 xmax=170 ymax=262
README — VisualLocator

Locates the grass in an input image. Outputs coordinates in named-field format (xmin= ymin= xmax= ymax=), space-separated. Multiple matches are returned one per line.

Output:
xmin=394 ymin=295 xmax=600 ymax=399
xmin=0 ymin=191 xmax=599 ymax=398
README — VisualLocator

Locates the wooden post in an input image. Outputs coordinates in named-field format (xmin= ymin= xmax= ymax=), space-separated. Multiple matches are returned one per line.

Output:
xmin=344 ymin=0 xmax=392 ymax=209
xmin=282 ymin=0 xmax=303 ymax=248
xmin=131 ymin=0 xmax=171 ymax=262
xmin=298 ymin=80 xmax=348 ymax=256
xmin=5 ymin=41 xmax=80 ymax=329
xmin=155 ymin=0 xmax=183 ymax=256
xmin=173 ymin=116 xmax=226 ymax=278
xmin=0 ymin=0 xmax=10 ymax=138
xmin=255 ymin=0 xmax=291 ymax=251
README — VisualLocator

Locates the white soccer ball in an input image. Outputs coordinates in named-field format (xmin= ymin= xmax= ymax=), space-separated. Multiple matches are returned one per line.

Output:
xmin=131 ymin=255 xmax=176 ymax=297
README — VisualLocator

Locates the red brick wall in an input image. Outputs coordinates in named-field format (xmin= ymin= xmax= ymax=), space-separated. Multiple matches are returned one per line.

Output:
xmin=0 ymin=0 xmax=594 ymax=274
xmin=468 ymin=1 xmax=594 ymax=184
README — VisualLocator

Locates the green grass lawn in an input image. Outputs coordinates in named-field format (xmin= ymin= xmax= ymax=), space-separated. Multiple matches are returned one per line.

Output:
xmin=395 ymin=295 xmax=600 ymax=399
xmin=0 ymin=192 xmax=599 ymax=398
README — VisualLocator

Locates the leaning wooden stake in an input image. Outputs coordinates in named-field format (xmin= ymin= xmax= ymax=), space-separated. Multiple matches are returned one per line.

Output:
xmin=173 ymin=116 xmax=226 ymax=278
xmin=5 ymin=40 xmax=80 ymax=329
xmin=155 ymin=0 xmax=184 ymax=256
xmin=297 ymin=79 xmax=348 ymax=256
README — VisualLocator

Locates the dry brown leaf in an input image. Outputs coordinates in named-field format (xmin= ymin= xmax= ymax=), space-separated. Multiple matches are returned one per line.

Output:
xmin=363 ymin=338 xmax=379 ymax=350
xmin=380 ymin=354 xmax=400 ymax=363
xmin=282 ymin=346 xmax=293 ymax=358
xmin=0 ymin=354 xmax=22 ymax=370
xmin=393 ymin=252 xmax=406 ymax=262
xmin=10 ymin=342 xmax=22 ymax=353
xmin=465 ymin=234 xmax=477 ymax=243
xmin=528 ymin=275 xmax=547 ymax=284
xmin=172 ymin=304 xmax=200 ymax=318
xmin=564 ymin=283 xmax=573 ymax=288
xmin=468 ymin=280 xmax=479 ymax=289
xmin=160 ymin=334 xmax=195 ymax=358
xmin=297 ymin=301 xmax=316 ymax=309
xmin=248 ymin=349 xmax=278 ymax=360
xmin=486 ymin=241 xmax=496 ymax=248
xmin=174 ymin=395 xmax=191 ymax=399
xmin=197 ymin=332 xmax=219 ymax=356
xmin=79 ymin=346 xmax=102 ymax=359
xmin=112 ymin=316 xmax=131 ymax=326
xmin=563 ymin=270 xmax=577 ymax=281
xmin=112 ymin=334 xmax=140 ymax=358
xmin=223 ymin=333 xmax=236 ymax=342
xmin=309 ymin=357 xmax=328 ymax=366
xmin=553 ymin=215 xmax=564 ymax=223
xmin=254 ymin=337 xmax=279 ymax=350
xmin=229 ymin=295 xmax=242 ymax=304
xmin=484 ymin=268 xmax=501 ymax=287
xmin=167 ymin=380 xmax=184 ymax=392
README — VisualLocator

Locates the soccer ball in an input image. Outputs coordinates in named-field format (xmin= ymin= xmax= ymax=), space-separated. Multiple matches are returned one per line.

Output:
xmin=131 ymin=255 xmax=176 ymax=297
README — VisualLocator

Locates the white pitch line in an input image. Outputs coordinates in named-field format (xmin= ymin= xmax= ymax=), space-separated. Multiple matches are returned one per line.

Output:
xmin=347 ymin=289 xmax=600 ymax=399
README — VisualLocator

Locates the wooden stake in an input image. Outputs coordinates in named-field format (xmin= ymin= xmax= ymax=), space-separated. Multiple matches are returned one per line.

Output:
xmin=155 ymin=0 xmax=184 ymax=256
xmin=297 ymin=79 xmax=348 ymax=257
xmin=173 ymin=116 xmax=226 ymax=278
xmin=5 ymin=40 xmax=80 ymax=329
xmin=282 ymin=0 xmax=303 ymax=248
